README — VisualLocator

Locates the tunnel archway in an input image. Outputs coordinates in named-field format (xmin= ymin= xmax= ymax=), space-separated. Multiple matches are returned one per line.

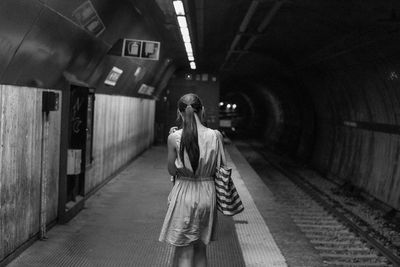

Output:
xmin=220 ymin=73 xmax=316 ymax=160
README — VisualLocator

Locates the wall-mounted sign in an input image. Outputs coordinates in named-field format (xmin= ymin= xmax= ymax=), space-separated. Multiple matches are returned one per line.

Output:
xmin=220 ymin=120 xmax=232 ymax=128
xmin=138 ymin=84 xmax=155 ymax=96
xmin=104 ymin=67 xmax=123 ymax=86
xmin=122 ymin=39 xmax=160 ymax=60
xmin=72 ymin=1 xmax=106 ymax=36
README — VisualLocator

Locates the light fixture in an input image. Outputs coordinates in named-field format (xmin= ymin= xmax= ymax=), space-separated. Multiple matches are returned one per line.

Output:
xmin=219 ymin=102 xmax=224 ymax=106
xmin=182 ymin=34 xmax=191 ymax=43
xmin=227 ymin=104 xmax=232 ymax=109
xmin=232 ymin=104 xmax=237 ymax=109
xmin=174 ymin=0 xmax=195 ymax=69
xmin=173 ymin=1 xmax=185 ymax=15
xmin=134 ymin=67 xmax=142 ymax=77
xmin=177 ymin=16 xmax=187 ymax=28
xmin=184 ymin=43 xmax=193 ymax=53
xmin=180 ymin=27 xmax=189 ymax=37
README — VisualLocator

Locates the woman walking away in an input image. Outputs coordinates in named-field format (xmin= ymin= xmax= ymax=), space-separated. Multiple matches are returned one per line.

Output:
xmin=159 ymin=93 xmax=226 ymax=267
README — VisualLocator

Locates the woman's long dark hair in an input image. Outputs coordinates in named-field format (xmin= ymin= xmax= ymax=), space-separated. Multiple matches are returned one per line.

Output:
xmin=178 ymin=93 xmax=204 ymax=174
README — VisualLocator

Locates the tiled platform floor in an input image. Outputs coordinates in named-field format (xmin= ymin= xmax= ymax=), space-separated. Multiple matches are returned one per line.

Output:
xmin=8 ymin=144 xmax=322 ymax=266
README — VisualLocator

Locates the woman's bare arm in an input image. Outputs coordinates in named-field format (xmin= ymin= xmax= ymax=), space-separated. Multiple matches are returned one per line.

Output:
xmin=167 ymin=133 xmax=178 ymax=176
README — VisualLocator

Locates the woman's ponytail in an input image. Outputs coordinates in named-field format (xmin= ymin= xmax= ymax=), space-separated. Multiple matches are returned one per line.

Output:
xmin=180 ymin=104 xmax=200 ymax=173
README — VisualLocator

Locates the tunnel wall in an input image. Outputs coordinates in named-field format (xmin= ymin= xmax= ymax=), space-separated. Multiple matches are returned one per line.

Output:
xmin=0 ymin=85 xmax=61 ymax=261
xmin=0 ymin=0 xmax=176 ymax=98
xmin=222 ymin=78 xmax=314 ymax=160
xmin=257 ymin=80 xmax=310 ymax=157
xmin=301 ymin=33 xmax=400 ymax=210
xmin=85 ymin=95 xmax=155 ymax=193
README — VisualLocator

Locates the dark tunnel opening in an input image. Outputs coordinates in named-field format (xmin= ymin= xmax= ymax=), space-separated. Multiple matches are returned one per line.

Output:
xmin=220 ymin=76 xmax=316 ymax=161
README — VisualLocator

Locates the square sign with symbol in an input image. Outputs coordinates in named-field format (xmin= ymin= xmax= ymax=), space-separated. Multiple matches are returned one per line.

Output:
xmin=123 ymin=40 xmax=141 ymax=58
xmin=122 ymin=39 xmax=160 ymax=60
xmin=72 ymin=1 xmax=105 ymax=36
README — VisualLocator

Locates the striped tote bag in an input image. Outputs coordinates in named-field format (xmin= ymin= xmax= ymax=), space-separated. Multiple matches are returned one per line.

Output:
xmin=214 ymin=165 xmax=244 ymax=216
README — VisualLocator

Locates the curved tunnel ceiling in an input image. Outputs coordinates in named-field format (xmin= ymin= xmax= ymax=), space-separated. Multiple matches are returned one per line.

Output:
xmin=157 ymin=0 xmax=400 ymax=76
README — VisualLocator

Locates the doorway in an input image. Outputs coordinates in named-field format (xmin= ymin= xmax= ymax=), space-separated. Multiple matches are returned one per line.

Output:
xmin=66 ymin=86 xmax=89 ymax=204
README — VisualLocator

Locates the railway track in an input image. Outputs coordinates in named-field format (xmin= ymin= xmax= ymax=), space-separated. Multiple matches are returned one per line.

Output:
xmin=246 ymin=145 xmax=400 ymax=267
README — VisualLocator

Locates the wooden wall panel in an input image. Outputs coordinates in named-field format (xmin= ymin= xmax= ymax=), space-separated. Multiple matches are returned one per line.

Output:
xmin=0 ymin=85 xmax=61 ymax=261
xmin=85 ymin=95 xmax=155 ymax=194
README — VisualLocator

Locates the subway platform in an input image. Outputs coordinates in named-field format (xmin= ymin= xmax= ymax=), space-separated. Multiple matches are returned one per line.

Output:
xmin=8 ymin=143 xmax=323 ymax=267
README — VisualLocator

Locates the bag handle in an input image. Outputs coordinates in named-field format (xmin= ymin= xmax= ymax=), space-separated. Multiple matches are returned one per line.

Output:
xmin=215 ymin=130 xmax=227 ymax=169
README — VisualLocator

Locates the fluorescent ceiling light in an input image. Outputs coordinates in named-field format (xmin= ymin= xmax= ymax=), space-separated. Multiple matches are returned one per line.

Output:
xmin=190 ymin=62 xmax=196 ymax=69
xmin=173 ymin=1 xmax=185 ymax=15
xmin=184 ymin=43 xmax=193 ymax=53
xmin=182 ymin=34 xmax=191 ymax=43
xmin=188 ymin=55 xmax=194 ymax=61
xmin=180 ymin=27 xmax=189 ymax=37
xmin=134 ymin=67 xmax=142 ymax=77
xmin=177 ymin=16 xmax=187 ymax=28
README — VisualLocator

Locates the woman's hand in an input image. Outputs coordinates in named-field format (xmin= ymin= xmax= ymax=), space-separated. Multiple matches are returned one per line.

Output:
xmin=169 ymin=126 xmax=178 ymax=135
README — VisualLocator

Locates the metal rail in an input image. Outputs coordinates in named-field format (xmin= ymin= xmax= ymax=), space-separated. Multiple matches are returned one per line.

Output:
xmin=255 ymin=148 xmax=400 ymax=267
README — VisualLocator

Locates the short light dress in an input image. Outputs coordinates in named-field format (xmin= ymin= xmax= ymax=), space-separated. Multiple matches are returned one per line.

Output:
xmin=159 ymin=128 xmax=223 ymax=246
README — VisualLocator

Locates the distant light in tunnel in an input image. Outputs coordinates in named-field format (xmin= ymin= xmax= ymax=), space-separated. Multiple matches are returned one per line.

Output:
xmin=190 ymin=62 xmax=196 ymax=69
xmin=173 ymin=1 xmax=185 ymax=15
xmin=232 ymin=104 xmax=237 ymax=109
xmin=177 ymin=16 xmax=187 ymax=28
xmin=219 ymin=102 xmax=224 ymax=106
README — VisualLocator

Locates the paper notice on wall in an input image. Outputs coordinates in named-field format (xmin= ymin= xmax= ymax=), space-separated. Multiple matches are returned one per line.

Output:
xmin=67 ymin=149 xmax=82 ymax=175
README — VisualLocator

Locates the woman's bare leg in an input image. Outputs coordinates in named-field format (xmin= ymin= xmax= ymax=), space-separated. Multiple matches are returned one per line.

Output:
xmin=172 ymin=245 xmax=194 ymax=267
xmin=193 ymin=241 xmax=207 ymax=267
